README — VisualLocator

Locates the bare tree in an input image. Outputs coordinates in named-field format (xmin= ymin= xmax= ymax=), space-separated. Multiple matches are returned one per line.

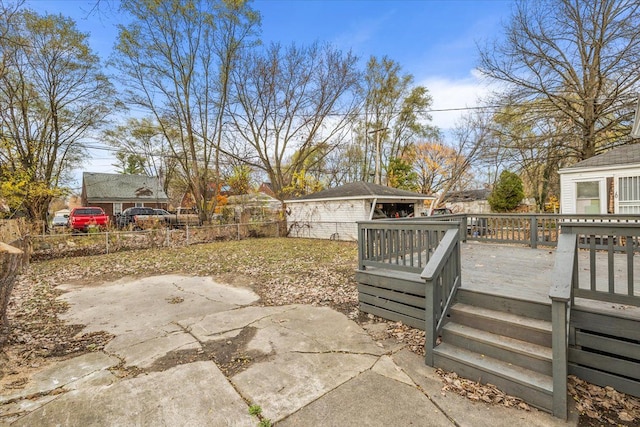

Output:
xmin=113 ymin=0 xmax=258 ymax=219
xmin=479 ymin=0 xmax=640 ymax=161
xmin=357 ymin=56 xmax=437 ymax=184
xmin=0 ymin=7 xmax=114 ymax=221
xmin=227 ymin=42 xmax=360 ymax=198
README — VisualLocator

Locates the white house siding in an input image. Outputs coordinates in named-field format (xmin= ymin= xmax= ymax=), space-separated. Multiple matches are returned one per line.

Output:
xmin=559 ymin=165 xmax=640 ymax=214
xmin=287 ymin=200 xmax=369 ymax=241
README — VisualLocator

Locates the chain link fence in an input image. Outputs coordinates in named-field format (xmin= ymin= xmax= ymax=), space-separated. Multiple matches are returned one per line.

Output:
xmin=28 ymin=221 xmax=286 ymax=262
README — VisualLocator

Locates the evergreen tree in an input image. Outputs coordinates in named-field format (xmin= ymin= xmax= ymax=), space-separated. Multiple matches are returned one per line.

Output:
xmin=488 ymin=171 xmax=524 ymax=212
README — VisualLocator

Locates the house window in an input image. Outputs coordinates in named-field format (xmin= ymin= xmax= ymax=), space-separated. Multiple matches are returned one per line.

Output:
xmin=135 ymin=202 xmax=144 ymax=207
xmin=113 ymin=203 xmax=122 ymax=215
xmin=618 ymin=176 xmax=640 ymax=214
xmin=576 ymin=181 xmax=601 ymax=214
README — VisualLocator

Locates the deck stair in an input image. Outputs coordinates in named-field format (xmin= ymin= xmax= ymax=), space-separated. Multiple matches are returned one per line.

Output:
xmin=432 ymin=288 xmax=555 ymax=412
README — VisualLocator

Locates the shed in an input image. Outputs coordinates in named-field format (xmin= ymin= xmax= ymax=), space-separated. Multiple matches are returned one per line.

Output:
xmin=82 ymin=172 xmax=169 ymax=219
xmin=558 ymin=144 xmax=640 ymax=214
xmin=284 ymin=182 xmax=434 ymax=241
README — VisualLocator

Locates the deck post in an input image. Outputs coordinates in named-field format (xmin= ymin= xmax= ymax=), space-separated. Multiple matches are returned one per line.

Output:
xmin=530 ymin=215 xmax=538 ymax=249
xmin=549 ymin=232 xmax=577 ymax=420
xmin=551 ymin=298 xmax=568 ymax=419
xmin=357 ymin=224 xmax=365 ymax=270
xmin=460 ymin=215 xmax=468 ymax=242
xmin=424 ymin=280 xmax=435 ymax=366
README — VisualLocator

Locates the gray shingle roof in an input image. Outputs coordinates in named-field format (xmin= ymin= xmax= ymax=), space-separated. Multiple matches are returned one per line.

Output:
xmin=567 ymin=144 xmax=640 ymax=170
xmin=83 ymin=172 xmax=169 ymax=203
xmin=287 ymin=181 xmax=433 ymax=201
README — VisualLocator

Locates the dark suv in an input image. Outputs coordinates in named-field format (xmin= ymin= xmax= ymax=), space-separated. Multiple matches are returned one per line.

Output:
xmin=116 ymin=207 xmax=156 ymax=229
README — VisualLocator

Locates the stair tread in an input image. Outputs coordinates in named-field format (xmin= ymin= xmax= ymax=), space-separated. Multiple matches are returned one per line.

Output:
xmin=442 ymin=322 xmax=552 ymax=360
xmin=451 ymin=303 xmax=552 ymax=332
xmin=434 ymin=342 xmax=553 ymax=394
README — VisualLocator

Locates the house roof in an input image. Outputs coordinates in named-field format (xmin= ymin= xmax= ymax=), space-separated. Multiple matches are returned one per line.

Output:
xmin=446 ymin=189 xmax=490 ymax=203
xmin=285 ymin=181 xmax=434 ymax=203
xmin=83 ymin=172 xmax=169 ymax=203
xmin=561 ymin=144 xmax=640 ymax=172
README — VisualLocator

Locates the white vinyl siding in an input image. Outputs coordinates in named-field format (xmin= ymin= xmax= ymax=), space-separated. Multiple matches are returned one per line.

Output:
xmin=287 ymin=200 xmax=368 ymax=241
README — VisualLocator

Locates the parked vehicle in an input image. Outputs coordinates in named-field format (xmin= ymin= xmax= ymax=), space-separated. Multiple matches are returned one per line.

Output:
xmin=159 ymin=207 xmax=201 ymax=228
xmin=115 ymin=207 xmax=156 ymax=229
xmin=51 ymin=214 xmax=69 ymax=228
xmin=69 ymin=207 xmax=109 ymax=232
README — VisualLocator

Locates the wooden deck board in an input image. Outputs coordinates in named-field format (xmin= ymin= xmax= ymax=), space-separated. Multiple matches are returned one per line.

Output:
xmin=460 ymin=242 xmax=554 ymax=303
xmin=459 ymin=242 xmax=640 ymax=319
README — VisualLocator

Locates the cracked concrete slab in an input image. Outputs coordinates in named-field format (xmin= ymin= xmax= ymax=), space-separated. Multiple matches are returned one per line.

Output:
xmin=181 ymin=305 xmax=294 ymax=339
xmin=278 ymin=370 xmax=453 ymax=426
xmin=0 ymin=352 xmax=119 ymax=405
xmin=247 ymin=305 xmax=386 ymax=356
xmin=232 ymin=350 xmax=378 ymax=422
xmin=59 ymin=275 xmax=259 ymax=335
xmin=371 ymin=354 xmax=414 ymax=386
xmin=105 ymin=329 xmax=199 ymax=368
xmin=11 ymin=361 xmax=254 ymax=427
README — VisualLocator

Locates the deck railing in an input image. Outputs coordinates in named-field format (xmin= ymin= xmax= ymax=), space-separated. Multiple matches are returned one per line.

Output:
xmin=357 ymin=220 xmax=460 ymax=274
xmin=427 ymin=213 xmax=640 ymax=249
xmin=558 ymin=222 xmax=640 ymax=307
xmin=549 ymin=222 xmax=640 ymax=419
xmin=422 ymin=228 xmax=461 ymax=366
xmin=357 ymin=220 xmax=462 ymax=365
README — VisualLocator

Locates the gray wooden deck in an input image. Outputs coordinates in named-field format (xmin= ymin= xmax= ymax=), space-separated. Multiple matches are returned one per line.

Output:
xmin=460 ymin=242 xmax=640 ymax=319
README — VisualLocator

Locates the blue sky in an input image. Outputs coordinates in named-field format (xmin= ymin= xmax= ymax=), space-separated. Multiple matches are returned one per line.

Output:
xmin=25 ymin=0 xmax=514 ymax=181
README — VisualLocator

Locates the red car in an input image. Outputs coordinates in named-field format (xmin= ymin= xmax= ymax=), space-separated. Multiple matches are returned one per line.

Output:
xmin=69 ymin=207 xmax=110 ymax=232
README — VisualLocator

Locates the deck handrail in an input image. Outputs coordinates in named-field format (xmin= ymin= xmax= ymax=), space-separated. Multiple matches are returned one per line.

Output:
xmin=421 ymin=228 xmax=461 ymax=366
xmin=549 ymin=232 xmax=578 ymax=419
xmin=357 ymin=220 xmax=460 ymax=274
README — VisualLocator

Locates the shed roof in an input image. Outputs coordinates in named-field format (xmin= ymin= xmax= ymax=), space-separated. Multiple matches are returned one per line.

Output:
xmin=446 ymin=189 xmax=490 ymax=202
xmin=562 ymin=144 xmax=640 ymax=172
xmin=285 ymin=181 xmax=433 ymax=203
xmin=83 ymin=172 xmax=169 ymax=203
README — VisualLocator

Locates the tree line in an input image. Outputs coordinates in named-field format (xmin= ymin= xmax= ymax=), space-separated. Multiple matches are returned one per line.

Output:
xmin=1 ymin=0 xmax=639 ymax=223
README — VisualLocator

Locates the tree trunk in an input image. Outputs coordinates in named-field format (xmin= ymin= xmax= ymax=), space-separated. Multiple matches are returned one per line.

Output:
xmin=0 ymin=242 xmax=24 ymax=348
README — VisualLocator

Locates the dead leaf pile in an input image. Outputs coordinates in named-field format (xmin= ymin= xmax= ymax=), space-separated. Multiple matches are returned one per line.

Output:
xmin=569 ymin=375 xmax=640 ymax=426
xmin=436 ymin=368 xmax=530 ymax=410
xmin=385 ymin=321 xmax=427 ymax=355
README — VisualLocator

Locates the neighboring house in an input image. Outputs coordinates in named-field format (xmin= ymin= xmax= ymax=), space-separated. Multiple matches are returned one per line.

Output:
xmin=285 ymin=181 xmax=434 ymax=241
xmin=444 ymin=189 xmax=491 ymax=213
xmin=559 ymin=144 xmax=640 ymax=214
xmin=179 ymin=183 xmax=231 ymax=208
xmin=82 ymin=172 xmax=169 ymax=219
xmin=258 ymin=182 xmax=277 ymax=199
xmin=225 ymin=192 xmax=283 ymax=222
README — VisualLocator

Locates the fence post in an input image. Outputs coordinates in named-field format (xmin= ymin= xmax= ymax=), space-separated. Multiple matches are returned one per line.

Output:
xmin=186 ymin=223 xmax=189 ymax=246
xmin=105 ymin=231 xmax=109 ymax=254
xmin=530 ymin=215 xmax=538 ymax=249
xmin=237 ymin=223 xmax=240 ymax=240
xmin=165 ymin=227 xmax=169 ymax=247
